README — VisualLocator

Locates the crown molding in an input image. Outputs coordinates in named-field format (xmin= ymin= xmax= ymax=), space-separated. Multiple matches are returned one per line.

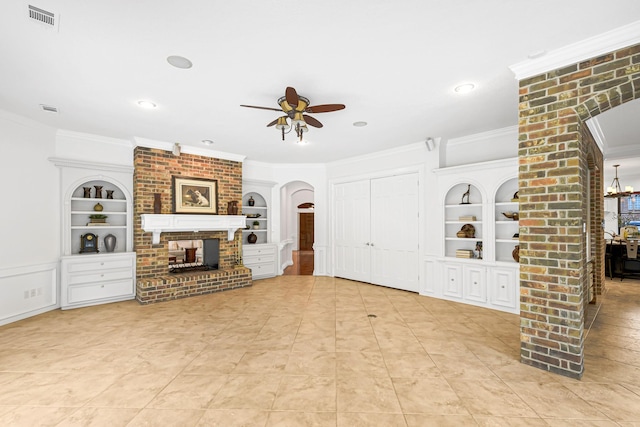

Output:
xmin=510 ymin=20 xmax=640 ymax=80
xmin=56 ymin=129 xmax=132 ymax=147
xmin=133 ymin=137 xmax=246 ymax=162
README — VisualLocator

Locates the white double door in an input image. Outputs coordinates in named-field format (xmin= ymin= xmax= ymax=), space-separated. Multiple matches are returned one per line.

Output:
xmin=334 ymin=173 xmax=419 ymax=292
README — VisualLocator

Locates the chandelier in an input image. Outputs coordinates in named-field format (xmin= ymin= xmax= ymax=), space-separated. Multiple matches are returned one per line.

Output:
xmin=605 ymin=164 xmax=634 ymax=198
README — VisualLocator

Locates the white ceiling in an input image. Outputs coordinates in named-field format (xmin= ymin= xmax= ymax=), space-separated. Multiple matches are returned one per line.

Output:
xmin=1 ymin=1 xmax=639 ymax=164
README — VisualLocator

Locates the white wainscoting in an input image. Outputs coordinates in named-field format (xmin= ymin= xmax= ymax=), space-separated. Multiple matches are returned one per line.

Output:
xmin=0 ymin=262 xmax=58 ymax=326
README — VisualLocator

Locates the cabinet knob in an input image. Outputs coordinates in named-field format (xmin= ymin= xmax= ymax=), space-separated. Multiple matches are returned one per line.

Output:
xmin=370 ymin=243 xmax=375 ymax=247
xmin=365 ymin=242 xmax=370 ymax=246
xmin=100 ymin=262 xmax=104 ymax=266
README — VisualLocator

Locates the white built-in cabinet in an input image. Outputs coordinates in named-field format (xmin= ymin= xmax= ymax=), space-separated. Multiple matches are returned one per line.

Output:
xmin=51 ymin=158 xmax=136 ymax=309
xmin=242 ymin=180 xmax=278 ymax=280
xmin=425 ymin=158 xmax=519 ymax=314
xmin=334 ymin=172 xmax=419 ymax=292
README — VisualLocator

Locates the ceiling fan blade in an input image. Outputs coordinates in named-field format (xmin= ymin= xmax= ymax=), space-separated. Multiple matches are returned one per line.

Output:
xmin=305 ymin=104 xmax=346 ymax=113
xmin=266 ymin=118 xmax=279 ymax=127
xmin=240 ymin=104 xmax=283 ymax=112
xmin=285 ymin=86 xmax=299 ymax=108
xmin=303 ymin=114 xmax=323 ymax=128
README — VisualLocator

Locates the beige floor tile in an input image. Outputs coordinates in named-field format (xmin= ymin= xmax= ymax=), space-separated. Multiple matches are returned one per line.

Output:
xmin=285 ymin=351 xmax=336 ymax=376
xmin=266 ymin=410 xmax=336 ymax=426
xmin=337 ymin=411 xmax=408 ymax=426
xmin=473 ymin=415 xmax=549 ymax=426
xmin=86 ymin=371 xmax=177 ymax=408
xmin=392 ymin=377 xmax=469 ymax=415
xmin=147 ymin=374 xmax=227 ymax=409
xmin=196 ymin=408 xmax=269 ymax=427
xmin=382 ymin=351 xmax=441 ymax=378
xmin=430 ymin=353 xmax=498 ymax=380
xmin=1 ymin=277 xmax=640 ymax=425
xmin=337 ymin=376 xmax=402 ymax=413
xmin=232 ymin=350 xmax=289 ymax=374
xmin=563 ymin=381 xmax=640 ymax=422
xmin=56 ymin=407 xmax=141 ymax=426
xmin=447 ymin=378 xmax=536 ymax=417
xmin=273 ymin=375 xmax=336 ymax=411
xmin=336 ymin=351 xmax=388 ymax=377
xmin=209 ymin=374 xmax=281 ymax=409
xmin=126 ymin=408 xmax=205 ymax=426
xmin=0 ymin=406 xmax=76 ymax=427
xmin=183 ymin=349 xmax=246 ymax=375
xmin=404 ymin=414 xmax=477 ymax=426
xmin=505 ymin=381 xmax=609 ymax=420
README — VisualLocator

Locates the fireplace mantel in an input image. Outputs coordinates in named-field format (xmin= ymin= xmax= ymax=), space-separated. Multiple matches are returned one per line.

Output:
xmin=141 ymin=214 xmax=246 ymax=244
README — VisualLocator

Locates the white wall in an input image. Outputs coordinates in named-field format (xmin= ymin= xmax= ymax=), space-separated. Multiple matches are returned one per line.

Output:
xmin=0 ymin=111 xmax=59 ymax=324
xmin=443 ymin=126 xmax=518 ymax=167
xmin=0 ymin=111 xmax=58 ymax=266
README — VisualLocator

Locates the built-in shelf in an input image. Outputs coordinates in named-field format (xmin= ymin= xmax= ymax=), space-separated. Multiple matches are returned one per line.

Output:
xmin=141 ymin=214 xmax=246 ymax=244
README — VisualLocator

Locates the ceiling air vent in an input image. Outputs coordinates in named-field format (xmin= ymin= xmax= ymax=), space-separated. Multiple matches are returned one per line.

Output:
xmin=28 ymin=5 xmax=58 ymax=30
xmin=40 ymin=104 xmax=58 ymax=113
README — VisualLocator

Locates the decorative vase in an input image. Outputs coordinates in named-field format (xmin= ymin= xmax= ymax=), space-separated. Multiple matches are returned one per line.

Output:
xmin=248 ymin=196 xmax=255 ymax=206
xmin=83 ymin=187 xmax=92 ymax=198
xmin=94 ymin=185 xmax=103 ymax=199
xmin=104 ymin=234 xmax=116 ymax=252
xmin=512 ymin=245 xmax=520 ymax=262
xmin=106 ymin=190 xmax=114 ymax=199
xmin=227 ymin=201 xmax=238 ymax=215
xmin=153 ymin=193 xmax=161 ymax=214
xmin=93 ymin=203 xmax=103 ymax=212
xmin=247 ymin=232 xmax=257 ymax=244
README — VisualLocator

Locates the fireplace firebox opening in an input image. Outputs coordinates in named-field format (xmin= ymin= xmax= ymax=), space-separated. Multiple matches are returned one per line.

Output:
xmin=168 ymin=238 xmax=219 ymax=273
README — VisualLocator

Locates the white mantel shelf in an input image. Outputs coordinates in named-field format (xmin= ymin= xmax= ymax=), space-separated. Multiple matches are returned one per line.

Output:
xmin=141 ymin=214 xmax=246 ymax=244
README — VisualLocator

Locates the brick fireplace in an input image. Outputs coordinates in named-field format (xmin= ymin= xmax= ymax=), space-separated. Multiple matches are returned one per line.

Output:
xmin=133 ymin=146 xmax=252 ymax=304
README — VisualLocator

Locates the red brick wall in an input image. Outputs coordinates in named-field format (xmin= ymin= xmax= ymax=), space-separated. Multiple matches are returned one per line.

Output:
xmin=518 ymin=44 xmax=639 ymax=378
xmin=133 ymin=146 xmax=251 ymax=303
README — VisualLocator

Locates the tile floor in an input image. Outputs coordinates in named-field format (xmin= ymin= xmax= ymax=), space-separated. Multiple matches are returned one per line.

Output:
xmin=1 ymin=276 xmax=640 ymax=426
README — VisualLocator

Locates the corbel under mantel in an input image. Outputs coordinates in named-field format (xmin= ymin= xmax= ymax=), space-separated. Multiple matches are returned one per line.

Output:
xmin=141 ymin=214 xmax=246 ymax=244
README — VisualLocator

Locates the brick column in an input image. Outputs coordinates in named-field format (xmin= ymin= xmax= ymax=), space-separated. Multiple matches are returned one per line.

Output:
xmin=518 ymin=44 xmax=640 ymax=379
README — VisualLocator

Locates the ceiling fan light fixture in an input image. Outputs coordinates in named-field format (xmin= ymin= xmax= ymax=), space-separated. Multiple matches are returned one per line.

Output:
xmin=275 ymin=116 xmax=290 ymax=131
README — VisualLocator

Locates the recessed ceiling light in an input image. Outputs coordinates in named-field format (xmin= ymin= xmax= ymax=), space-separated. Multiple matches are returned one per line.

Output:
xmin=353 ymin=121 xmax=368 ymax=127
xmin=202 ymin=139 xmax=214 ymax=145
xmin=137 ymin=100 xmax=157 ymax=109
xmin=454 ymin=83 xmax=475 ymax=93
xmin=167 ymin=55 xmax=193 ymax=69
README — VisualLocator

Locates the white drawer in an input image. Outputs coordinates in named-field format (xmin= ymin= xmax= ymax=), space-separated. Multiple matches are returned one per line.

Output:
xmin=68 ymin=269 xmax=133 ymax=285
xmin=243 ymin=246 xmax=276 ymax=257
xmin=67 ymin=279 xmax=134 ymax=305
xmin=248 ymin=262 xmax=276 ymax=276
xmin=65 ymin=256 xmax=133 ymax=273
xmin=244 ymin=254 xmax=276 ymax=264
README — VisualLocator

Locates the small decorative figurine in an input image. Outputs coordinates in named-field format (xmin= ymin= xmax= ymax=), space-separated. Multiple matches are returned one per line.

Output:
xmin=475 ymin=241 xmax=483 ymax=259
xmin=83 ymin=187 xmax=92 ymax=198
xmin=461 ymin=184 xmax=471 ymax=205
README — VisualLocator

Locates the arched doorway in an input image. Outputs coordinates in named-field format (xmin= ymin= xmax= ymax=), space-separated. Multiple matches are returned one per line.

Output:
xmin=516 ymin=42 xmax=640 ymax=379
xmin=280 ymin=181 xmax=314 ymax=275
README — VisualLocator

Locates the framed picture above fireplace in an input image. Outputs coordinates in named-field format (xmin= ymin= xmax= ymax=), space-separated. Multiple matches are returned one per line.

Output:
xmin=172 ymin=176 xmax=218 ymax=214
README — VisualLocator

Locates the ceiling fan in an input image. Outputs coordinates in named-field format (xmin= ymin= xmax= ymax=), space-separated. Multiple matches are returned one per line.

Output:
xmin=241 ymin=86 xmax=345 ymax=141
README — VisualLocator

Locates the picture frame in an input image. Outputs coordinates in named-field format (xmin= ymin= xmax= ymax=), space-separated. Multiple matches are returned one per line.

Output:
xmin=172 ymin=176 xmax=218 ymax=214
